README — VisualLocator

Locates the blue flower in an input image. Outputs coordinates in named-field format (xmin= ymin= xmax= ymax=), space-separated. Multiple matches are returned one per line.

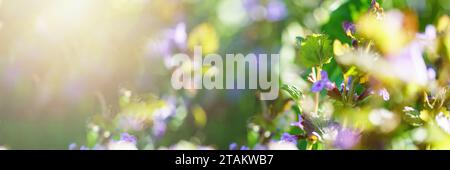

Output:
xmin=120 ymin=133 xmax=137 ymax=144
xmin=280 ymin=133 xmax=298 ymax=144
xmin=229 ymin=143 xmax=250 ymax=150
xmin=229 ymin=143 xmax=238 ymax=150
xmin=68 ymin=143 xmax=77 ymax=150
xmin=266 ymin=0 xmax=287 ymax=21
xmin=240 ymin=146 xmax=250 ymax=150
xmin=311 ymin=71 xmax=335 ymax=92
xmin=253 ymin=144 xmax=268 ymax=150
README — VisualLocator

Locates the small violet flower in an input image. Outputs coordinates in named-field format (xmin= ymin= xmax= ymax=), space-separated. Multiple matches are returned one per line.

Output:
xmin=339 ymin=76 xmax=353 ymax=92
xmin=229 ymin=143 xmax=238 ymax=150
xmin=290 ymin=114 xmax=304 ymax=130
xmin=370 ymin=0 xmax=377 ymax=8
xmin=68 ymin=143 xmax=77 ymax=150
xmin=266 ymin=0 xmax=287 ymax=21
xmin=80 ymin=146 xmax=89 ymax=150
xmin=152 ymin=120 xmax=167 ymax=138
xmin=240 ymin=146 xmax=250 ymax=150
xmin=280 ymin=133 xmax=298 ymax=145
xmin=311 ymin=71 xmax=335 ymax=92
xmin=342 ymin=21 xmax=356 ymax=36
xmin=334 ymin=128 xmax=361 ymax=150
xmin=253 ymin=144 xmax=268 ymax=150
xmin=229 ymin=142 xmax=250 ymax=150
xmin=120 ymin=133 xmax=137 ymax=144
xmin=147 ymin=22 xmax=187 ymax=68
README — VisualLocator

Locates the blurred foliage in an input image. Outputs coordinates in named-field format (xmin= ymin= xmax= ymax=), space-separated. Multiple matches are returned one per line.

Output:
xmin=0 ymin=0 xmax=449 ymax=150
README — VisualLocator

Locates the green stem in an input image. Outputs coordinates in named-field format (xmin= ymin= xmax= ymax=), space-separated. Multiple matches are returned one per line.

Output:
xmin=313 ymin=67 xmax=322 ymax=114
xmin=306 ymin=142 xmax=314 ymax=150
xmin=346 ymin=76 xmax=359 ymax=105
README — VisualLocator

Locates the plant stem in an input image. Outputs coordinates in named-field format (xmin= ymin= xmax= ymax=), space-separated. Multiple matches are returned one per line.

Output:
xmin=314 ymin=66 xmax=321 ymax=114
xmin=314 ymin=93 xmax=319 ymax=114
xmin=346 ymin=76 xmax=359 ymax=105
xmin=306 ymin=141 xmax=314 ymax=150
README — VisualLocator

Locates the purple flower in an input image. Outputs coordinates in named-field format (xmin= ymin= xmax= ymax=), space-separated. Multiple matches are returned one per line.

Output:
xmin=153 ymin=96 xmax=177 ymax=120
xmin=339 ymin=83 xmax=346 ymax=92
xmin=80 ymin=146 xmax=89 ymax=150
xmin=229 ymin=143 xmax=251 ymax=150
xmin=253 ymin=144 xmax=268 ymax=150
xmin=240 ymin=146 xmax=250 ymax=150
xmin=351 ymin=39 xmax=359 ymax=47
xmin=377 ymin=88 xmax=390 ymax=101
xmin=290 ymin=114 xmax=304 ymax=130
xmin=68 ymin=143 xmax=77 ymax=150
xmin=311 ymin=81 xmax=325 ymax=92
xmin=334 ymin=128 xmax=360 ymax=150
xmin=242 ymin=0 xmax=258 ymax=10
xmin=280 ymin=133 xmax=298 ymax=144
xmin=151 ymin=96 xmax=177 ymax=138
xmin=120 ymin=133 xmax=137 ymax=144
xmin=342 ymin=21 xmax=356 ymax=35
xmin=347 ymin=76 xmax=353 ymax=87
xmin=387 ymin=31 xmax=431 ymax=86
xmin=146 ymin=22 xmax=187 ymax=68
xmin=311 ymin=71 xmax=335 ymax=92
xmin=172 ymin=22 xmax=187 ymax=50
xmin=371 ymin=0 xmax=377 ymax=8
xmin=266 ymin=0 xmax=287 ymax=21
xmin=229 ymin=143 xmax=238 ymax=150
xmin=152 ymin=120 xmax=167 ymax=138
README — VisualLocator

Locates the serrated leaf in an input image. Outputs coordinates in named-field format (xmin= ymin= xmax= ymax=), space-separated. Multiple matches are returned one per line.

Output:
xmin=281 ymin=84 xmax=302 ymax=101
xmin=402 ymin=107 xmax=424 ymax=127
xmin=295 ymin=34 xmax=334 ymax=68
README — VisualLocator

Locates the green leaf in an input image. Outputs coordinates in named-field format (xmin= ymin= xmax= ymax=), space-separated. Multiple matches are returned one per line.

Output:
xmin=298 ymin=139 xmax=308 ymax=150
xmin=86 ymin=130 xmax=99 ymax=148
xmin=295 ymin=34 xmax=334 ymax=68
xmin=281 ymin=84 xmax=302 ymax=101
xmin=247 ymin=130 xmax=259 ymax=148
xmin=402 ymin=107 xmax=424 ymax=127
